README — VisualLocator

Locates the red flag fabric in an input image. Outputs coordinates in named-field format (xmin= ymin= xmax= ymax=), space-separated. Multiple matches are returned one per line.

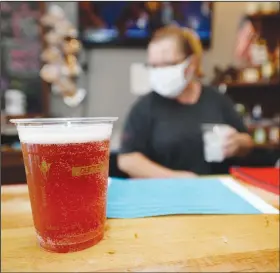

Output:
xmin=234 ymin=17 xmax=256 ymax=63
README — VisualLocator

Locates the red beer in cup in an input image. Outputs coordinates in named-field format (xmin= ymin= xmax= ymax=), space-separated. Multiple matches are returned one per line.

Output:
xmin=11 ymin=118 xmax=117 ymax=253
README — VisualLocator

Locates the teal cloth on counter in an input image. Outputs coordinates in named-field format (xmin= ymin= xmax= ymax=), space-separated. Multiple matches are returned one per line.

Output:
xmin=106 ymin=177 xmax=260 ymax=218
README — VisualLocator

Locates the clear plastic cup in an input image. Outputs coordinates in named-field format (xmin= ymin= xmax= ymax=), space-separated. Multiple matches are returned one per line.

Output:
xmin=10 ymin=117 xmax=118 ymax=253
xmin=202 ymin=123 xmax=231 ymax=162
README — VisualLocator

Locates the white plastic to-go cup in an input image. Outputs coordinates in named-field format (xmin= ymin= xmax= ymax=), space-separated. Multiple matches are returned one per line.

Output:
xmin=202 ymin=123 xmax=231 ymax=162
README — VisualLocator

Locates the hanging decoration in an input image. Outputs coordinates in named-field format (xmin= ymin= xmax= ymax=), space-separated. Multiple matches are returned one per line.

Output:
xmin=40 ymin=5 xmax=86 ymax=107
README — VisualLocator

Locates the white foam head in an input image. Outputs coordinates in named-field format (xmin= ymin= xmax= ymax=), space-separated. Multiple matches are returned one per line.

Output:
xmin=17 ymin=123 xmax=113 ymax=144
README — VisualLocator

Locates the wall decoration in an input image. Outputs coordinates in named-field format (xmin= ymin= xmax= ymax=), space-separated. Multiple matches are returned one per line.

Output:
xmin=40 ymin=4 xmax=86 ymax=107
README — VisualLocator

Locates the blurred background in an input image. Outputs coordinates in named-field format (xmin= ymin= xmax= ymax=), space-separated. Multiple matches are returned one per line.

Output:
xmin=1 ymin=1 xmax=280 ymax=183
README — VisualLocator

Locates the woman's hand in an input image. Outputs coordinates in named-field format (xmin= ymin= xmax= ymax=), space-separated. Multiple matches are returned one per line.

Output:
xmin=223 ymin=127 xmax=240 ymax=158
xmin=223 ymin=127 xmax=253 ymax=158
xmin=118 ymin=152 xmax=198 ymax=179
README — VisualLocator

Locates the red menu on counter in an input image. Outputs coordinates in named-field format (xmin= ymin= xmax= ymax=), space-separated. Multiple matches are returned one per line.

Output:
xmin=230 ymin=167 xmax=280 ymax=195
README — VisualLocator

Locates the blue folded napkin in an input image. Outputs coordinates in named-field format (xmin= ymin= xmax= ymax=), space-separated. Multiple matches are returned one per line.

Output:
xmin=106 ymin=177 xmax=271 ymax=218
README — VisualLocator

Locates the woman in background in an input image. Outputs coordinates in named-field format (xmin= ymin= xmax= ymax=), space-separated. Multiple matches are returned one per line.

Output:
xmin=118 ymin=26 xmax=253 ymax=178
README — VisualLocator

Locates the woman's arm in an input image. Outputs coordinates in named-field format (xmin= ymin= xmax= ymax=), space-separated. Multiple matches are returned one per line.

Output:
xmin=236 ymin=132 xmax=254 ymax=156
xmin=223 ymin=130 xmax=254 ymax=158
xmin=118 ymin=152 xmax=196 ymax=178
xmin=220 ymin=92 xmax=254 ymax=157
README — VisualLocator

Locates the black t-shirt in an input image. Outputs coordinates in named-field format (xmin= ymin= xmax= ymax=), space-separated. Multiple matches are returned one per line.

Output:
xmin=120 ymin=86 xmax=248 ymax=175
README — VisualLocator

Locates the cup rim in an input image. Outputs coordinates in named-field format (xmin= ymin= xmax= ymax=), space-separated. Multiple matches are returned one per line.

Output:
xmin=10 ymin=117 xmax=118 ymax=126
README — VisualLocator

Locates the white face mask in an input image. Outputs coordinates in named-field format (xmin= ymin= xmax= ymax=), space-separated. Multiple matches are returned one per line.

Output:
xmin=148 ymin=58 xmax=193 ymax=98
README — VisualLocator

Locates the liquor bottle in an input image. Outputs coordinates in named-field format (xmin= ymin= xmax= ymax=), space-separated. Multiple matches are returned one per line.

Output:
xmin=261 ymin=55 xmax=275 ymax=81
xmin=269 ymin=114 xmax=280 ymax=145
xmin=250 ymin=39 xmax=268 ymax=67
xmin=252 ymin=104 xmax=263 ymax=121
xmin=273 ymin=43 xmax=280 ymax=79
xmin=252 ymin=104 xmax=266 ymax=144
xmin=260 ymin=2 xmax=278 ymax=14
xmin=246 ymin=2 xmax=260 ymax=15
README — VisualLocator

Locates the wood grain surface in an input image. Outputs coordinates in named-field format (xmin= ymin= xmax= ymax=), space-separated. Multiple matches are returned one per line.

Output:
xmin=1 ymin=178 xmax=279 ymax=272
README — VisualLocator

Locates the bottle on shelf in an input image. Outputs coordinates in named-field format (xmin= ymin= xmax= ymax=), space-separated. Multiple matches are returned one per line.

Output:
xmin=252 ymin=104 xmax=263 ymax=121
xmin=269 ymin=114 xmax=280 ymax=145
xmin=273 ymin=43 xmax=280 ymax=80
xmin=260 ymin=2 xmax=279 ymax=15
xmin=246 ymin=2 xmax=260 ymax=15
xmin=235 ymin=103 xmax=252 ymax=129
xmin=251 ymin=104 xmax=267 ymax=144
xmin=261 ymin=54 xmax=275 ymax=81
xmin=250 ymin=38 xmax=268 ymax=67
xmin=235 ymin=103 xmax=246 ymax=117
xmin=269 ymin=125 xmax=279 ymax=145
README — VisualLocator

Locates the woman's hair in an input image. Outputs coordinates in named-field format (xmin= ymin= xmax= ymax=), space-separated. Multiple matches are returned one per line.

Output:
xmin=150 ymin=25 xmax=204 ymax=77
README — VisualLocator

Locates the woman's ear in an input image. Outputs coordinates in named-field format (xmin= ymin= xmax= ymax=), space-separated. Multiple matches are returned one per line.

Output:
xmin=184 ymin=55 xmax=198 ymax=78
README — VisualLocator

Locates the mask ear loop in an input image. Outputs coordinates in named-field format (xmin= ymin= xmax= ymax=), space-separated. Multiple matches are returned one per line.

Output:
xmin=183 ymin=55 xmax=196 ymax=82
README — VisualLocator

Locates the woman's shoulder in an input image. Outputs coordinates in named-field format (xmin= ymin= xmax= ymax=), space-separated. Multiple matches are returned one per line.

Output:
xmin=130 ymin=92 xmax=156 ymax=114
xmin=133 ymin=91 xmax=160 ymax=107
xmin=201 ymin=85 xmax=230 ymax=102
xmin=201 ymin=85 xmax=222 ymax=97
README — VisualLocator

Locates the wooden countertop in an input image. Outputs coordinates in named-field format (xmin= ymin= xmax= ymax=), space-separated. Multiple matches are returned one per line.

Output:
xmin=1 ymin=177 xmax=279 ymax=272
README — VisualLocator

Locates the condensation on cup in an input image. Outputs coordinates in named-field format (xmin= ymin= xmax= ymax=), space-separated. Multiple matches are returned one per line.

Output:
xmin=202 ymin=124 xmax=231 ymax=162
